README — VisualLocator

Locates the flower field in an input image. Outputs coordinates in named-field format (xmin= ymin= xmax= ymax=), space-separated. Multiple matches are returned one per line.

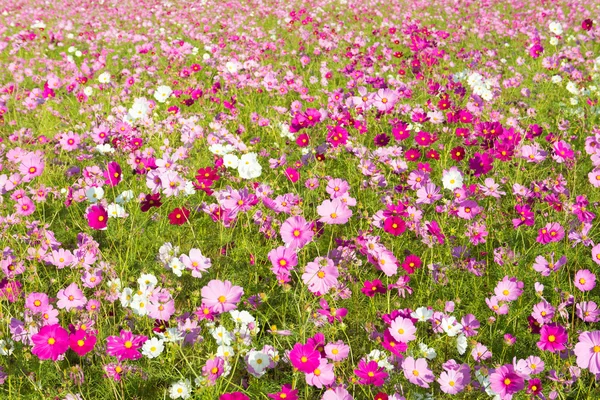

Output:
xmin=1 ymin=0 xmax=600 ymax=398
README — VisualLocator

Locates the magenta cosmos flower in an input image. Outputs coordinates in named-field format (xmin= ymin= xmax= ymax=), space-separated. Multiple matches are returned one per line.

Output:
xmin=31 ymin=324 xmax=69 ymax=361
xmin=537 ymin=323 xmax=568 ymax=352
xmin=536 ymin=222 xmax=564 ymax=244
xmin=87 ymin=204 xmax=108 ymax=230
xmin=104 ymin=161 xmax=122 ymax=186
xmin=289 ymin=342 xmax=320 ymax=373
xmin=69 ymin=329 xmax=97 ymax=356
xmin=574 ymin=269 xmax=596 ymax=292
xmin=106 ymin=330 xmax=147 ymax=361
xmin=201 ymin=279 xmax=244 ymax=314
xmin=489 ymin=364 xmax=524 ymax=399
xmin=317 ymin=198 xmax=352 ymax=225
xmin=574 ymin=331 xmax=600 ymax=374
xmin=280 ymin=216 xmax=314 ymax=250
xmin=383 ymin=216 xmax=406 ymax=236
xmin=354 ymin=359 xmax=388 ymax=386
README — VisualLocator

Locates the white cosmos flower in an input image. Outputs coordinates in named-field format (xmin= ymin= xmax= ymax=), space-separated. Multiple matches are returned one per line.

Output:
xmin=418 ymin=343 xmax=437 ymax=360
xmin=0 ymin=339 xmax=14 ymax=356
xmin=169 ymin=379 xmax=191 ymax=399
xmin=85 ymin=187 xmax=104 ymax=203
xmin=442 ymin=168 xmax=464 ymax=190
xmin=168 ymin=258 xmax=184 ymax=277
xmin=217 ymin=345 xmax=235 ymax=359
xmin=225 ymin=61 xmax=240 ymax=74
xmin=115 ymin=190 xmax=134 ymax=204
xmin=223 ymin=153 xmax=239 ymax=169
xmin=230 ymin=310 xmax=255 ymax=325
xmin=457 ymin=334 xmax=467 ymax=355
xmin=247 ymin=350 xmax=270 ymax=377
xmin=211 ymin=326 xmax=232 ymax=346
xmin=411 ymin=307 xmax=434 ymax=322
xmin=137 ymin=273 xmax=158 ymax=291
xmin=142 ymin=337 xmax=165 ymax=359
xmin=441 ymin=316 xmax=463 ymax=337
xmin=119 ymin=287 xmax=133 ymax=307
xmin=83 ymin=86 xmax=93 ymax=96
xmin=107 ymin=203 xmax=127 ymax=218
xmin=548 ymin=21 xmax=563 ymax=35
xmin=95 ymin=144 xmax=115 ymax=154
xmin=130 ymin=293 xmax=149 ymax=316
xmin=98 ymin=72 xmax=111 ymax=84
xmin=238 ymin=152 xmax=262 ymax=179
xmin=154 ymin=85 xmax=172 ymax=103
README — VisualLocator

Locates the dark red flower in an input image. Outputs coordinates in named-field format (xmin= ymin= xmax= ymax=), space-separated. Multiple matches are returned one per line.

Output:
xmin=168 ymin=207 xmax=190 ymax=225
xmin=140 ymin=193 xmax=162 ymax=212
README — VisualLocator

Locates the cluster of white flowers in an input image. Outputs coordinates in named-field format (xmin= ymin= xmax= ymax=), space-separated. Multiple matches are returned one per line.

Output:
xmin=209 ymin=145 xmax=262 ymax=179
xmin=366 ymin=349 xmax=395 ymax=371
xmin=158 ymin=242 xmax=212 ymax=278
xmin=85 ymin=188 xmax=132 ymax=218
xmin=466 ymin=72 xmax=494 ymax=101
xmin=119 ymin=272 xmax=159 ymax=317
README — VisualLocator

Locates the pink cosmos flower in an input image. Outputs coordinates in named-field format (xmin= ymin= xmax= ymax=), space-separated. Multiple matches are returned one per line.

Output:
xmin=402 ymin=357 xmax=435 ymax=388
xmin=438 ymin=369 xmax=467 ymax=394
xmin=389 ymin=317 xmax=416 ymax=343
xmin=593 ymin=243 xmax=600 ymax=265
xmin=576 ymin=301 xmax=600 ymax=323
xmin=494 ymin=277 xmax=523 ymax=302
xmin=268 ymin=245 xmax=298 ymax=278
xmin=536 ymin=222 xmax=564 ymax=244
xmin=289 ymin=342 xmax=320 ymax=373
xmin=317 ymin=198 xmax=352 ymax=225
xmin=301 ymin=257 xmax=339 ymax=295
xmin=87 ymin=205 xmax=108 ymax=230
xmin=25 ymin=292 xmax=50 ymax=314
xmin=69 ymin=329 xmax=97 ymax=356
xmin=489 ymin=364 xmax=524 ymax=399
xmin=104 ymin=161 xmax=122 ymax=186
xmin=56 ymin=283 xmax=87 ymax=311
xmin=201 ymin=279 xmax=244 ymax=314
xmin=574 ymin=331 xmax=600 ymax=374
xmin=305 ymin=358 xmax=335 ymax=388
xmin=354 ymin=359 xmax=388 ymax=386
xmin=486 ymin=296 xmax=509 ymax=315
xmin=106 ymin=330 xmax=147 ymax=360
xmin=31 ymin=324 xmax=69 ymax=361
xmin=15 ymin=197 xmax=35 ymax=216
xmin=537 ymin=323 xmax=568 ymax=353
xmin=203 ymin=357 xmax=225 ymax=384
xmin=280 ymin=216 xmax=314 ymax=250
xmin=574 ymin=269 xmax=596 ymax=292
xmin=326 ymin=178 xmax=349 ymax=198
xmin=324 ymin=341 xmax=350 ymax=362
xmin=180 ymin=249 xmax=211 ymax=278
xmin=19 ymin=152 xmax=45 ymax=182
